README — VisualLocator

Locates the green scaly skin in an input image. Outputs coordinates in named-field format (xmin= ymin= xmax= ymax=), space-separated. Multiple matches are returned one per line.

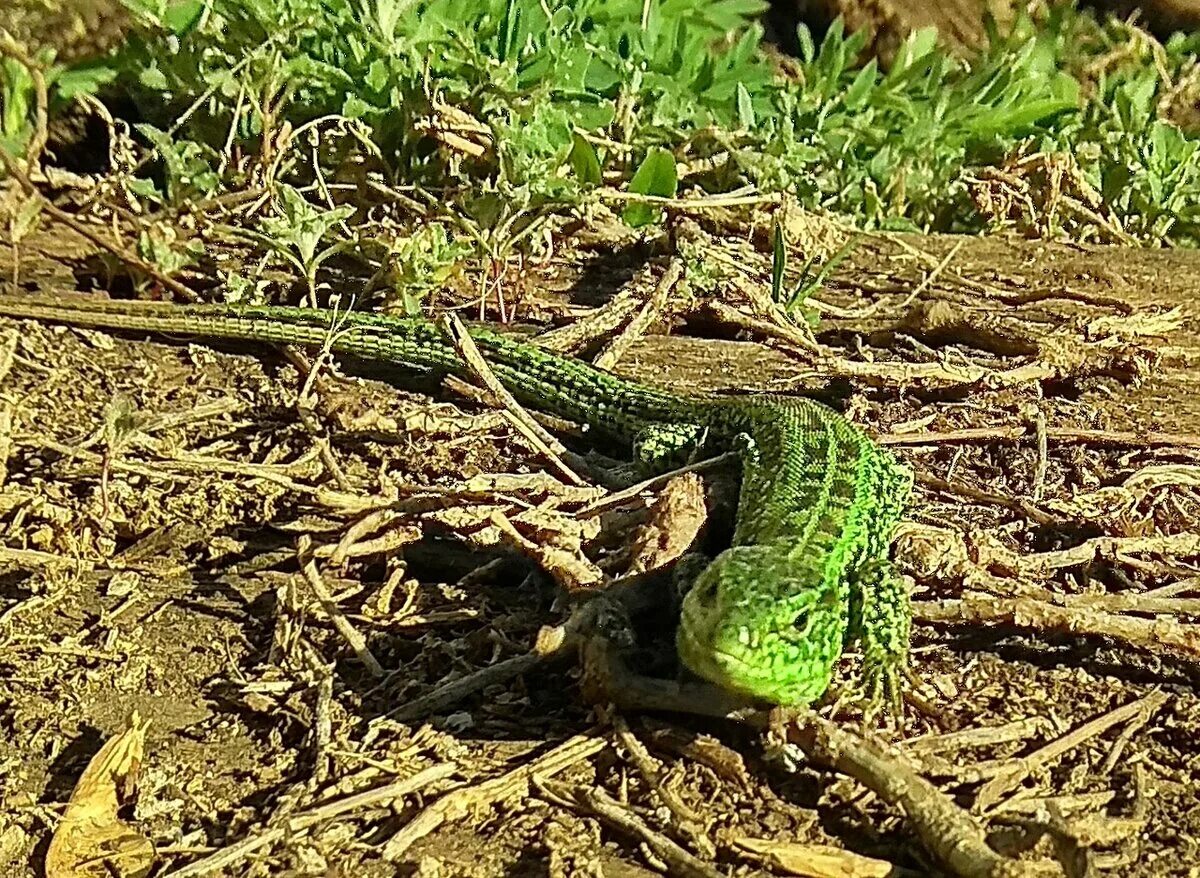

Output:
xmin=0 ymin=295 xmax=914 ymax=711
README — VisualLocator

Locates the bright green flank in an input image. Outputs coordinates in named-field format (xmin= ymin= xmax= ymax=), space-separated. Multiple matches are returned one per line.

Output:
xmin=0 ymin=295 xmax=913 ymax=711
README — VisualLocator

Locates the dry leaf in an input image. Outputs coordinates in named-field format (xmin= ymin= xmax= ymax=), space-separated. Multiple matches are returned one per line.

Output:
xmin=426 ymin=504 xmax=504 ymax=538
xmin=510 ymin=506 xmax=600 ymax=545
xmin=464 ymin=472 xmax=605 ymax=504
xmin=45 ymin=713 xmax=154 ymax=878
xmin=734 ymin=838 xmax=895 ymax=878
xmin=625 ymin=473 xmax=707 ymax=575
xmin=490 ymin=510 xmax=606 ymax=591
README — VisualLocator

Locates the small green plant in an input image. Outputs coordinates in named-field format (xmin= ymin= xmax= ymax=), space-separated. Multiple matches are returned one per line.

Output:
xmin=624 ymin=148 xmax=679 ymax=228
xmin=770 ymin=216 xmax=859 ymax=323
xmin=9 ymin=0 xmax=1200 ymax=308
xmin=377 ymin=223 xmax=470 ymax=315
xmin=133 ymin=124 xmax=220 ymax=205
xmin=254 ymin=185 xmax=356 ymax=303
xmin=0 ymin=53 xmax=117 ymax=155
xmin=137 ymin=221 xmax=203 ymax=282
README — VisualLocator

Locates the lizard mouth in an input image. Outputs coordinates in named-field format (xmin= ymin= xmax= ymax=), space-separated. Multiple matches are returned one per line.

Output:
xmin=676 ymin=622 xmax=764 ymax=687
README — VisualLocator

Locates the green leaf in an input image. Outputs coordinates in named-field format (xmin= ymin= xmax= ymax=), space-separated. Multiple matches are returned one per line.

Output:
xmin=842 ymin=61 xmax=877 ymax=110
xmin=736 ymin=82 xmax=755 ymax=129
xmin=162 ymin=0 xmax=205 ymax=37
xmin=498 ymin=0 xmax=521 ymax=64
xmin=366 ymin=59 xmax=390 ymax=93
xmin=623 ymin=148 xmax=678 ymax=228
xmin=342 ymin=94 xmax=371 ymax=118
xmin=134 ymin=124 xmax=219 ymax=204
xmin=54 ymin=64 xmax=118 ymax=101
xmin=893 ymin=26 xmax=939 ymax=72
xmin=126 ymin=178 xmax=162 ymax=202
xmin=568 ymin=135 xmax=602 ymax=186
xmin=967 ymin=98 xmax=1078 ymax=137
xmin=138 ymin=63 xmax=169 ymax=91
xmin=260 ymin=185 xmax=354 ymax=268
xmin=796 ymin=23 xmax=815 ymax=63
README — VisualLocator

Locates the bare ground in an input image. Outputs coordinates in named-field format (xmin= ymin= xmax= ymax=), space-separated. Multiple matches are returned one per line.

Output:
xmin=3 ymin=215 xmax=1200 ymax=876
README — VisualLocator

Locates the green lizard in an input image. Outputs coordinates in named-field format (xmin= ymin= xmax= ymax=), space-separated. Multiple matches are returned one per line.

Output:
xmin=0 ymin=294 xmax=914 ymax=712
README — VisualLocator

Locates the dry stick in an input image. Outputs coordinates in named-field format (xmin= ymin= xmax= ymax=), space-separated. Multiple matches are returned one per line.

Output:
xmin=896 ymin=237 xmax=967 ymax=310
xmin=792 ymin=236 xmax=965 ymax=324
xmin=535 ymin=285 xmax=644 ymax=353
xmin=824 ymin=355 xmax=1054 ymax=391
xmin=0 ymin=327 xmax=17 ymax=385
xmin=905 ymin=717 xmax=1051 ymax=755
xmin=0 ymin=330 xmax=15 ymax=489
xmin=787 ymin=716 xmax=1061 ymax=878
xmin=640 ymin=721 xmax=755 ymax=791
xmin=23 ymin=434 xmax=323 ymax=495
xmin=985 ymin=532 xmax=1200 ymax=577
xmin=302 ymin=639 xmax=336 ymax=786
xmin=162 ymin=762 xmax=457 ymax=878
xmin=442 ymin=313 xmax=587 ymax=487
xmin=702 ymin=247 xmax=823 ymax=354
xmin=597 ymin=706 xmax=710 ymax=856
xmin=577 ymin=450 xmax=739 ymax=519
xmin=869 ymin=230 xmax=1135 ymax=314
xmin=0 ymin=544 xmax=71 ymax=573
xmin=729 ymin=275 xmax=825 ymax=355
xmin=990 ymin=791 xmax=1116 ymax=818
xmin=538 ymin=781 xmax=729 ymax=878
xmin=314 ymin=524 xmax=422 ymax=561
xmin=703 ymin=297 xmax=823 ymax=356
xmin=286 ymin=323 xmax=356 ymax=492
xmin=913 ymin=593 xmax=1200 ymax=660
xmin=0 ymin=399 xmax=12 ymax=490
xmin=883 ymin=425 xmax=1026 ymax=445
xmin=328 ymin=509 xmax=399 ymax=566
xmin=1022 ymin=588 xmax=1200 ymax=617
xmin=297 ymin=535 xmax=385 ymax=678
xmin=734 ymin=839 xmax=912 ymax=878
xmin=442 ymin=374 xmax=589 ymax=443
xmin=380 ymin=731 xmax=607 ymax=861
xmin=972 ymin=690 xmax=1169 ymax=814
xmin=1031 ymin=408 xmax=1050 ymax=503
xmin=882 ymin=424 xmax=1200 ymax=450
xmin=297 ymin=406 xmax=354 ymax=491
xmin=1138 ymin=574 xmax=1200 ymax=597
xmin=132 ymin=398 xmax=246 ymax=434
xmin=0 ymin=150 xmax=198 ymax=302
xmin=1 ymin=640 xmax=122 ymax=661
xmin=386 ymin=585 xmax=619 ymax=723
xmin=1049 ymin=427 xmax=1200 ymax=448
xmin=912 ymin=471 xmax=1061 ymax=527
xmin=1100 ymin=693 xmax=1161 ymax=777
xmin=487 ymin=509 xmax=605 ymax=591
xmin=598 ymin=188 xmax=779 ymax=210
xmin=594 ymin=258 xmax=684 ymax=370
xmin=387 ymin=652 xmax=545 ymax=723
xmin=313 ymin=482 xmax=495 ymax=517
xmin=580 ymin=639 xmax=1054 ymax=878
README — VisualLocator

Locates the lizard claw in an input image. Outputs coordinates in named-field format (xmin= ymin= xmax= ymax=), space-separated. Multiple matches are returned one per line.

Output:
xmin=827 ymin=655 xmax=907 ymax=730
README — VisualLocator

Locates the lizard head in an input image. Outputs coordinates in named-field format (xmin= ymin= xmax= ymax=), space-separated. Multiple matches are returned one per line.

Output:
xmin=675 ymin=542 xmax=846 ymax=706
